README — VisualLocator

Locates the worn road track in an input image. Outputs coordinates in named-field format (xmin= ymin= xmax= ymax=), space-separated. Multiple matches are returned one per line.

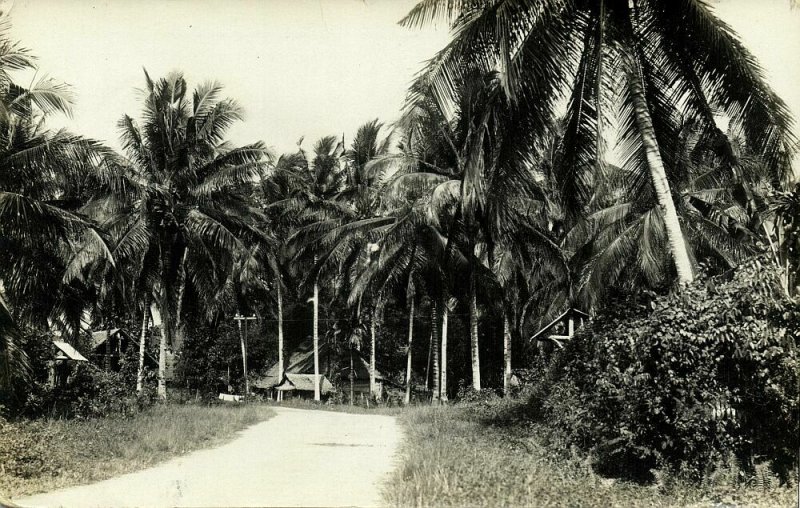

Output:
xmin=15 ymin=407 xmax=401 ymax=508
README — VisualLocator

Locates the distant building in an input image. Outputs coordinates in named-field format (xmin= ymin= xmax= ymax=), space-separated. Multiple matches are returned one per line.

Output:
xmin=253 ymin=338 xmax=386 ymax=399
xmin=90 ymin=328 xmax=131 ymax=371
xmin=273 ymin=373 xmax=335 ymax=399
xmin=530 ymin=308 xmax=589 ymax=350
xmin=49 ymin=340 xmax=88 ymax=386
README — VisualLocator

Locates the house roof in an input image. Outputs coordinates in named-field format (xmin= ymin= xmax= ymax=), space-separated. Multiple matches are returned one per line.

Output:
xmin=91 ymin=328 xmax=124 ymax=349
xmin=529 ymin=308 xmax=590 ymax=341
xmin=53 ymin=341 xmax=89 ymax=362
xmin=275 ymin=373 xmax=334 ymax=394
xmin=252 ymin=338 xmax=384 ymax=389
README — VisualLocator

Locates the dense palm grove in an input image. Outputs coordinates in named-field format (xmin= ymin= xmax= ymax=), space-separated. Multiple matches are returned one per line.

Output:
xmin=1 ymin=0 xmax=799 ymax=483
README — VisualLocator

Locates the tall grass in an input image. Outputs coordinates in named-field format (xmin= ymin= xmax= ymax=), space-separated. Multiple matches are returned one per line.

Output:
xmin=0 ymin=403 xmax=274 ymax=499
xmin=384 ymin=403 xmax=796 ymax=507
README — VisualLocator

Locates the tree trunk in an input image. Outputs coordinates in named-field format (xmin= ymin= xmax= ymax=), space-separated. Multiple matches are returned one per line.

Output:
xmin=173 ymin=250 xmax=188 ymax=351
xmin=440 ymin=300 xmax=449 ymax=402
xmin=404 ymin=295 xmax=415 ymax=405
xmin=157 ymin=282 xmax=169 ymax=400
xmin=313 ymin=279 xmax=320 ymax=401
xmin=136 ymin=297 xmax=149 ymax=393
xmin=349 ymin=350 xmax=355 ymax=406
xmin=627 ymin=60 xmax=694 ymax=284
xmin=370 ymin=310 xmax=377 ymax=398
xmin=425 ymin=331 xmax=432 ymax=392
xmin=431 ymin=300 xmax=440 ymax=403
xmin=277 ymin=274 xmax=284 ymax=380
xmin=469 ymin=268 xmax=481 ymax=391
xmin=503 ymin=311 xmax=512 ymax=397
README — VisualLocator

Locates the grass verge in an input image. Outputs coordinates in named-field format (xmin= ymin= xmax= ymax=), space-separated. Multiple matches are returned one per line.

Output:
xmin=0 ymin=403 xmax=274 ymax=499
xmin=383 ymin=403 xmax=796 ymax=507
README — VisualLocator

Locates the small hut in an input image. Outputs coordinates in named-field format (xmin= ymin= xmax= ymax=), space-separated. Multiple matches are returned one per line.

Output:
xmin=49 ymin=340 xmax=89 ymax=386
xmin=530 ymin=308 xmax=589 ymax=349
xmin=274 ymin=373 xmax=335 ymax=399
xmin=253 ymin=338 xmax=386 ymax=399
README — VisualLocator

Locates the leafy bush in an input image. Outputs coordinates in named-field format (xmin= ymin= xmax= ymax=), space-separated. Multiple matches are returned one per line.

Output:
xmin=19 ymin=363 xmax=152 ymax=419
xmin=529 ymin=259 xmax=800 ymax=482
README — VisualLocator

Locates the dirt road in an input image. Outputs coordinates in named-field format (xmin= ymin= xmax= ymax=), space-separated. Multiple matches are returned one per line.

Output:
xmin=15 ymin=407 xmax=401 ymax=508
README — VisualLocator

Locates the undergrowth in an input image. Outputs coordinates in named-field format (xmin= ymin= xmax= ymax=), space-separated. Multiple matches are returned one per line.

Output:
xmin=384 ymin=399 xmax=797 ymax=507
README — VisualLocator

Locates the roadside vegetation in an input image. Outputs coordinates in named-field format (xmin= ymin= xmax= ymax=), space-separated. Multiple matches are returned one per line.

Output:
xmin=386 ymin=400 xmax=795 ymax=508
xmin=0 ymin=403 xmax=274 ymax=499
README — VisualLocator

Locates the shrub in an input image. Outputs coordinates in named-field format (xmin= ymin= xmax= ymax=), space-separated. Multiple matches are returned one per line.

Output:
xmin=19 ymin=363 xmax=152 ymax=419
xmin=529 ymin=259 xmax=800 ymax=483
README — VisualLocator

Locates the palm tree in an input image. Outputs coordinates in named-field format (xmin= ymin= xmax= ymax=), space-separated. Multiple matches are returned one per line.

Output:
xmin=402 ymin=0 xmax=796 ymax=286
xmin=0 ymin=28 xmax=115 ymax=386
xmin=100 ymin=71 xmax=271 ymax=399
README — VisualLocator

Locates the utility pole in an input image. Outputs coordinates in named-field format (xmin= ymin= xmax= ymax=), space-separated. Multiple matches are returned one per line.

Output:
xmin=234 ymin=313 xmax=257 ymax=398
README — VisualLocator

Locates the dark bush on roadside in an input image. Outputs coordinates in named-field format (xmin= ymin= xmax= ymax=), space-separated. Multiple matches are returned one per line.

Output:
xmin=528 ymin=259 xmax=800 ymax=483
xmin=22 ymin=363 xmax=153 ymax=419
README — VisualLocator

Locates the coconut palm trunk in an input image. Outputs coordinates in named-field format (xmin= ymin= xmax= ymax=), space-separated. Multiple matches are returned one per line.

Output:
xmin=431 ymin=300 xmax=440 ymax=403
xmin=136 ymin=299 xmax=150 ymax=392
xmin=136 ymin=298 xmax=149 ymax=393
xmin=404 ymin=295 xmax=415 ymax=405
xmin=503 ymin=311 xmax=512 ymax=397
xmin=627 ymin=61 xmax=694 ymax=284
xmin=369 ymin=311 xmax=377 ymax=397
xmin=440 ymin=301 xmax=449 ymax=402
xmin=469 ymin=261 xmax=481 ymax=391
xmin=313 ymin=278 xmax=320 ymax=401
xmin=157 ymin=298 xmax=169 ymax=400
xmin=156 ymin=247 xmax=173 ymax=400
xmin=276 ymin=274 xmax=284 ymax=381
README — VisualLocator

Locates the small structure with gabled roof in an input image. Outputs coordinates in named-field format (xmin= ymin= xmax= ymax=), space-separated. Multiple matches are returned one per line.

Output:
xmin=49 ymin=340 xmax=89 ymax=387
xmin=530 ymin=308 xmax=590 ymax=349
xmin=253 ymin=338 xmax=386 ymax=399
xmin=91 ymin=328 xmax=131 ymax=371
xmin=274 ymin=373 xmax=335 ymax=399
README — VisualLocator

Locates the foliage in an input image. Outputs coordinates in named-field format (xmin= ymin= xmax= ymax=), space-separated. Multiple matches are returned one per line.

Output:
xmin=528 ymin=259 xmax=800 ymax=482
xmin=384 ymin=402 xmax=795 ymax=507
xmin=20 ymin=363 xmax=152 ymax=420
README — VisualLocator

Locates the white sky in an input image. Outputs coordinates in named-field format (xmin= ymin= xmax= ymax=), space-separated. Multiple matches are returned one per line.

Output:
xmin=6 ymin=0 xmax=800 ymax=160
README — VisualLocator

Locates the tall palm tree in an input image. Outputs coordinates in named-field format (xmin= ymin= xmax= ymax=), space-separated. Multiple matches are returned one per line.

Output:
xmin=99 ymin=71 xmax=271 ymax=399
xmin=0 ymin=28 xmax=115 ymax=386
xmin=402 ymin=0 xmax=796 ymax=286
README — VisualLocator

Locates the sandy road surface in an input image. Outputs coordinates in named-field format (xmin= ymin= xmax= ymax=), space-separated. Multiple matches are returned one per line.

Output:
xmin=15 ymin=407 xmax=401 ymax=508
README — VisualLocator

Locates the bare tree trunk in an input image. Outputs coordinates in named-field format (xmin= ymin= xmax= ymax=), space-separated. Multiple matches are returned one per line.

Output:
xmin=136 ymin=297 xmax=149 ymax=392
xmin=277 ymin=274 xmax=284 ymax=380
xmin=469 ymin=269 xmax=481 ymax=391
xmin=173 ymin=250 xmax=188 ymax=351
xmin=425 ymin=330 xmax=432 ymax=393
xmin=431 ymin=300 xmax=440 ymax=403
xmin=627 ymin=60 xmax=694 ymax=284
xmin=440 ymin=300 xmax=449 ymax=402
xmin=157 ymin=281 xmax=169 ymax=400
xmin=349 ymin=350 xmax=355 ymax=406
xmin=313 ymin=279 xmax=320 ymax=401
xmin=503 ymin=311 xmax=512 ymax=397
xmin=370 ymin=311 xmax=377 ymax=397
xmin=404 ymin=295 xmax=415 ymax=405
